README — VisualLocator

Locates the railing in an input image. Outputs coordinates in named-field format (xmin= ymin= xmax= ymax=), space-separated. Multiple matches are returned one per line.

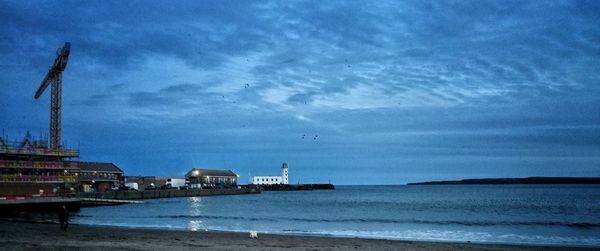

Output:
xmin=0 ymin=174 xmax=78 ymax=183
xmin=0 ymin=146 xmax=79 ymax=157
xmin=0 ymin=160 xmax=78 ymax=169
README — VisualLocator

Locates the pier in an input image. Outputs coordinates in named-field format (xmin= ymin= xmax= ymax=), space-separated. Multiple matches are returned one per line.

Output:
xmin=80 ymin=198 xmax=143 ymax=206
xmin=77 ymin=187 xmax=260 ymax=201
xmin=0 ymin=197 xmax=81 ymax=213
xmin=0 ymin=187 xmax=260 ymax=214
xmin=249 ymin=183 xmax=335 ymax=191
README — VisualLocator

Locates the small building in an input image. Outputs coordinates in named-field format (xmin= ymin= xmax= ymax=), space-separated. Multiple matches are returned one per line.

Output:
xmin=124 ymin=176 xmax=157 ymax=190
xmin=185 ymin=168 xmax=237 ymax=189
xmin=162 ymin=176 xmax=186 ymax=189
xmin=124 ymin=176 xmax=183 ymax=190
xmin=252 ymin=162 xmax=289 ymax=185
xmin=74 ymin=161 xmax=124 ymax=192
xmin=253 ymin=175 xmax=283 ymax=185
xmin=151 ymin=176 xmax=185 ymax=189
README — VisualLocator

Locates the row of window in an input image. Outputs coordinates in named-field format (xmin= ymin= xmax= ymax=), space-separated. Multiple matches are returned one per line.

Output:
xmin=0 ymin=170 xmax=117 ymax=179
xmin=204 ymin=177 xmax=235 ymax=183
xmin=0 ymin=174 xmax=77 ymax=183
xmin=0 ymin=160 xmax=72 ymax=169
xmin=0 ymin=170 xmax=71 ymax=176
xmin=188 ymin=176 xmax=236 ymax=184
xmin=255 ymin=178 xmax=280 ymax=182
xmin=79 ymin=172 xmax=118 ymax=179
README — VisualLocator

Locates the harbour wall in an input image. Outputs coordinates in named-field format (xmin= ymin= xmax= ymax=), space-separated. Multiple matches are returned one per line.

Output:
xmin=0 ymin=188 xmax=260 ymax=214
xmin=247 ymin=183 xmax=335 ymax=191
xmin=0 ymin=197 xmax=81 ymax=214
xmin=77 ymin=187 xmax=260 ymax=201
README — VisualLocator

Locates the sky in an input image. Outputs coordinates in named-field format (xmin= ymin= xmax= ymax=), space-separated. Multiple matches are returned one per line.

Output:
xmin=0 ymin=0 xmax=599 ymax=185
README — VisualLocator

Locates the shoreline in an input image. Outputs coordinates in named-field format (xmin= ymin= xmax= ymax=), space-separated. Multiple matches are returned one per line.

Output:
xmin=0 ymin=220 xmax=596 ymax=250
xmin=68 ymin=222 xmax=600 ymax=249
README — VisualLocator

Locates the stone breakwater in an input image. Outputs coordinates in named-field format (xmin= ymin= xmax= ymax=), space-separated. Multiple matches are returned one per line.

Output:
xmin=0 ymin=188 xmax=260 ymax=213
xmin=77 ymin=187 xmax=260 ymax=201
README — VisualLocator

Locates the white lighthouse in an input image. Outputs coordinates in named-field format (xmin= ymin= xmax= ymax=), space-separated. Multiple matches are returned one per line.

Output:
xmin=282 ymin=162 xmax=289 ymax=185
xmin=251 ymin=162 xmax=290 ymax=185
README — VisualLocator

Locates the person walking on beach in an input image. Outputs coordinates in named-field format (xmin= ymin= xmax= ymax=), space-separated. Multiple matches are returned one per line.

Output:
xmin=59 ymin=205 xmax=69 ymax=230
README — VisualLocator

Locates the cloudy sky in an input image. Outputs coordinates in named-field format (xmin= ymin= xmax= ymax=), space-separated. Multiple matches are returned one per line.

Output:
xmin=1 ymin=0 xmax=599 ymax=184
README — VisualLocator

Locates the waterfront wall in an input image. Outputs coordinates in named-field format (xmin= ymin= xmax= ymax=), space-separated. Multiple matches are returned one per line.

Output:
xmin=0 ymin=188 xmax=259 ymax=214
xmin=249 ymin=183 xmax=335 ymax=191
xmin=0 ymin=197 xmax=81 ymax=214
xmin=77 ymin=187 xmax=260 ymax=200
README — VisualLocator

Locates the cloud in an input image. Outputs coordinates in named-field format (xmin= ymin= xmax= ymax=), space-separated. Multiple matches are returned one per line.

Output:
xmin=1 ymin=0 xmax=600 ymax=182
xmin=6 ymin=0 xmax=597 ymax=112
xmin=127 ymin=83 xmax=204 ymax=107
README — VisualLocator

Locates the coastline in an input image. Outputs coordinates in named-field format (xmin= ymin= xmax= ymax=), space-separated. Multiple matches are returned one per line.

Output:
xmin=0 ymin=220 xmax=595 ymax=250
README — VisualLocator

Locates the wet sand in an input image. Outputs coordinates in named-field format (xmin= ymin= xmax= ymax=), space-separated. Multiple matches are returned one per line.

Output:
xmin=0 ymin=221 xmax=594 ymax=250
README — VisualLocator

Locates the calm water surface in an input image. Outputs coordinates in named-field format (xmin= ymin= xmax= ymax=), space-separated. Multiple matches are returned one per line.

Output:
xmin=73 ymin=185 xmax=600 ymax=246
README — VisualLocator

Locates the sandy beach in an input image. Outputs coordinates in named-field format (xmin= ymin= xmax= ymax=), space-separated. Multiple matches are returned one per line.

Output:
xmin=0 ymin=220 xmax=594 ymax=251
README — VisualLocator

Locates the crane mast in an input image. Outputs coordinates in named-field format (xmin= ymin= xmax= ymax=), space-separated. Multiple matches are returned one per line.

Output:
xmin=34 ymin=42 xmax=70 ymax=151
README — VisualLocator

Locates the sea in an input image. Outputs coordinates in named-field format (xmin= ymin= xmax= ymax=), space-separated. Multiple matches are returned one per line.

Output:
xmin=73 ymin=185 xmax=600 ymax=246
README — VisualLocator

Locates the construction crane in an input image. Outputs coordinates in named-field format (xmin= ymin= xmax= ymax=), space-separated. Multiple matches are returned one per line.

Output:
xmin=34 ymin=42 xmax=71 ymax=151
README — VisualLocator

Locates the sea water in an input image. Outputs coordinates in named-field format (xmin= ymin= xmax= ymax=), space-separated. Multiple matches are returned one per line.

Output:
xmin=72 ymin=185 xmax=600 ymax=246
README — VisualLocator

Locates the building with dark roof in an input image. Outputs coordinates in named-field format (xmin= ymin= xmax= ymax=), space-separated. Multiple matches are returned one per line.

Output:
xmin=185 ymin=168 xmax=238 ymax=188
xmin=71 ymin=161 xmax=124 ymax=192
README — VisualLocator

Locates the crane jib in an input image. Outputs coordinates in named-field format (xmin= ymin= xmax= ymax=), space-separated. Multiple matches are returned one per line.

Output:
xmin=34 ymin=42 xmax=70 ymax=99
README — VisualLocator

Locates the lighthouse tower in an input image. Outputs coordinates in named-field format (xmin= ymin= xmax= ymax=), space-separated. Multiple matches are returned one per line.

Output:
xmin=281 ymin=162 xmax=289 ymax=184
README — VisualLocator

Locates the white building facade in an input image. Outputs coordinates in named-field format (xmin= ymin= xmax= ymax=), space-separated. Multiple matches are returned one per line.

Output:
xmin=252 ymin=162 xmax=289 ymax=185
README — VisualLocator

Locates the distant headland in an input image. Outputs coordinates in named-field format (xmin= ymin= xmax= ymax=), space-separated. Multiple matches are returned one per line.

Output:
xmin=407 ymin=177 xmax=600 ymax=185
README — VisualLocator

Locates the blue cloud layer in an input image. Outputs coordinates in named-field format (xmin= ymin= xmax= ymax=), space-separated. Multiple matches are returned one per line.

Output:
xmin=1 ymin=0 xmax=599 ymax=184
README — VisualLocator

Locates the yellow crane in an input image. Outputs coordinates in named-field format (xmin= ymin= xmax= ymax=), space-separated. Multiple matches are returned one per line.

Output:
xmin=34 ymin=42 xmax=71 ymax=151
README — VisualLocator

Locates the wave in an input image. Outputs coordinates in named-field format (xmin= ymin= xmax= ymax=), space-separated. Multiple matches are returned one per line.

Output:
xmin=150 ymin=214 xmax=600 ymax=229
xmin=155 ymin=214 xmax=278 ymax=222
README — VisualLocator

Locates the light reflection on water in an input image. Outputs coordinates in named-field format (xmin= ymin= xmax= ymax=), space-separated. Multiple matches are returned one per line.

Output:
xmin=188 ymin=196 xmax=203 ymax=231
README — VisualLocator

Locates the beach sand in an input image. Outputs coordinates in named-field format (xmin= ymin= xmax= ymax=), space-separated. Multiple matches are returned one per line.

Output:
xmin=0 ymin=221 xmax=594 ymax=251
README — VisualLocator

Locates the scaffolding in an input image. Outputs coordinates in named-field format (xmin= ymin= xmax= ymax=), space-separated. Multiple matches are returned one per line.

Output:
xmin=0 ymin=133 xmax=79 ymax=196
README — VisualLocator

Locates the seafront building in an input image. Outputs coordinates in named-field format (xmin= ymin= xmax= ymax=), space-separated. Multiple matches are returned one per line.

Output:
xmin=0 ymin=133 xmax=132 ymax=196
xmin=0 ymin=133 xmax=79 ymax=197
xmin=72 ymin=161 xmax=124 ymax=192
xmin=251 ymin=162 xmax=289 ymax=185
xmin=185 ymin=168 xmax=238 ymax=188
